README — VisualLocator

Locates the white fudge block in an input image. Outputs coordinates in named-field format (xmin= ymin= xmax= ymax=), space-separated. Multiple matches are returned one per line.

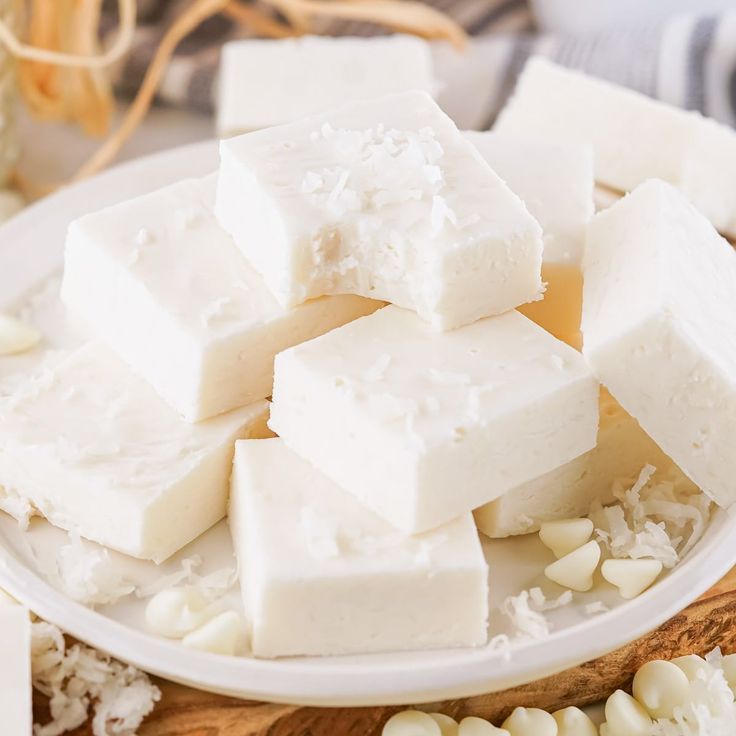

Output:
xmin=474 ymin=391 xmax=690 ymax=537
xmin=582 ymin=179 xmax=736 ymax=509
xmin=466 ymin=131 xmax=594 ymax=346
xmin=465 ymin=131 xmax=594 ymax=265
xmin=495 ymin=57 xmax=736 ymax=237
xmin=216 ymin=91 xmax=544 ymax=330
xmin=230 ymin=438 xmax=489 ymax=657
xmin=0 ymin=603 xmax=31 ymax=735
xmin=217 ymin=35 xmax=435 ymax=136
xmin=270 ymin=306 xmax=599 ymax=533
xmin=0 ymin=344 xmax=272 ymax=561
xmin=62 ymin=177 xmax=379 ymax=422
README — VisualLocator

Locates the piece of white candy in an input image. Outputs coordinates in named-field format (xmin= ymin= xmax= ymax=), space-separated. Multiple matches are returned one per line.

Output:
xmin=383 ymin=711 xmax=442 ymax=736
xmin=539 ymin=518 xmax=594 ymax=559
xmin=551 ymin=707 xmax=597 ymax=736
xmin=429 ymin=713 xmax=459 ymax=736
xmin=181 ymin=610 xmax=246 ymax=656
xmin=145 ymin=587 xmax=214 ymax=638
xmin=632 ymin=659 xmax=691 ymax=719
xmin=458 ymin=717 xmax=509 ymax=735
xmin=721 ymin=654 xmax=736 ymax=692
xmin=544 ymin=540 xmax=600 ymax=592
xmin=601 ymin=558 xmax=662 ymax=599
xmin=501 ymin=707 xmax=557 ymax=736
xmin=0 ymin=314 xmax=41 ymax=356
xmin=601 ymin=690 xmax=652 ymax=736
xmin=672 ymin=654 xmax=713 ymax=682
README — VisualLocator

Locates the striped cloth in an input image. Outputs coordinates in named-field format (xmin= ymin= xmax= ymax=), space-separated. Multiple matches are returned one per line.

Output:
xmin=106 ymin=0 xmax=736 ymax=130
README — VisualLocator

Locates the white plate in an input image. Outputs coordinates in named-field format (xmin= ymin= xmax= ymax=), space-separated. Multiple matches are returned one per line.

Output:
xmin=0 ymin=141 xmax=735 ymax=707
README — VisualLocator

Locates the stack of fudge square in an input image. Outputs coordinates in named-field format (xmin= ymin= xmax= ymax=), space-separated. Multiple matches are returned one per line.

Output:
xmin=3 ymin=54 xmax=736 ymax=660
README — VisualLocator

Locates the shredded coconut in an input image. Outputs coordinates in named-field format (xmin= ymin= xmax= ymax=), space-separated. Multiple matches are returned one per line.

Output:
xmin=584 ymin=601 xmax=609 ymax=615
xmin=135 ymin=555 xmax=237 ymax=603
xmin=500 ymin=587 xmax=572 ymax=642
xmin=33 ymin=533 xmax=134 ymax=607
xmin=590 ymin=464 xmax=710 ymax=569
xmin=649 ymin=647 xmax=736 ymax=735
xmin=32 ymin=621 xmax=160 ymax=736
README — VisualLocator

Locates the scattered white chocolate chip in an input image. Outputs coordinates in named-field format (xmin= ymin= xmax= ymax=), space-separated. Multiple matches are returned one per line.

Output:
xmin=551 ymin=707 xmax=597 ymax=736
xmin=672 ymin=653 xmax=713 ymax=682
xmin=539 ymin=518 xmax=594 ymax=559
xmin=458 ymin=716 xmax=509 ymax=735
xmin=632 ymin=659 xmax=691 ymax=719
xmin=721 ymin=653 xmax=736 ymax=692
xmin=144 ymin=587 xmax=214 ymax=639
xmin=383 ymin=710 xmax=442 ymax=736
xmin=501 ymin=707 xmax=557 ymax=736
xmin=601 ymin=558 xmax=663 ymax=599
xmin=544 ymin=540 xmax=600 ymax=592
xmin=601 ymin=690 xmax=653 ymax=736
xmin=181 ymin=610 xmax=246 ymax=656
xmin=429 ymin=713 xmax=459 ymax=736
xmin=0 ymin=314 xmax=41 ymax=356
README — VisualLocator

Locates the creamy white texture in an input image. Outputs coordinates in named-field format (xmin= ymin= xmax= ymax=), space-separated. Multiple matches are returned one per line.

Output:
xmin=230 ymin=438 xmax=489 ymax=658
xmin=0 ymin=603 xmax=31 ymax=735
xmin=216 ymin=91 xmax=544 ymax=330
xmin=474 ymin=392 xmax=684 ymax=537
xmin=217 ymin=35 xmax=436 ymax=136
xmin=270 ymin=305 xmax=599 ymax=533
xmin=62 ymin=176 xmax=380 ymax=422
xmin=0 ymin=343 xmax=271 ymax=561
xmin=495 ymin=57 xmax=736 ymax=237
xmin=465 ymin=131 xmax=594 ymax=264
xmin=582 ymin=179 xmax=736 ymax=509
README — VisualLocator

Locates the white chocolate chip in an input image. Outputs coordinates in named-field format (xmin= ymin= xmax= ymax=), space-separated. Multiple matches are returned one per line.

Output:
xmin=0 ymin=314 xmax=41 ymax=356
xmin=383 ymin=711 xmax=442 ymax=736
xmin=721 ymin=654 xmax=736 ymax=692
xmin=551 ymin=707 xmax=597 ymax=736
xmin=457 ymin=716 xmax=509 ymax=735
xmin=501 ymin=707 xmax=557 ymax=736
xmin=671 ymin=654 xmax=713 ymax=682
xmin=544 ymin=540 xmax=600 ymax=592
xmin=429 ymin=713 xmax=459 ymax=736
xmin=632 ymin=659 xmax=691 ymax=718
xmin=539 ymin=518 xmax=594 ymax=559
xmin=601 ymin=690 xmax=652 ymax=736
xmin=144 ymin=587 xmax=214 ymax=639
xmin=181 ymin=610 xmax=246 ymax=656
xmin=601 ymin=558 xmax=662 ymax=599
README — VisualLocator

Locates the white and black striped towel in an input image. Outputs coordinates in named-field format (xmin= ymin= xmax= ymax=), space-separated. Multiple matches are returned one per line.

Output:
xmin=108 ymin=0 xmax=736 ymax=130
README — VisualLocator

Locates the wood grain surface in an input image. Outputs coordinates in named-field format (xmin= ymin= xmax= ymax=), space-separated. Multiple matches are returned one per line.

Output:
xmin=34 ymin=567 xmax=736 ymax=735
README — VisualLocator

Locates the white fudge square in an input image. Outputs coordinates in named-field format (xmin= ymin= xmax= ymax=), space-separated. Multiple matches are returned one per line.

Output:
xmin=495 ymin=57 xmax=736 ymax=237
xmin=474 ymin=391 xmax=689 ymax=537
xmin=62 ymin=177 xmax=379 ymax=422
xmin=466 ymin=130 xmax=594 ymax=346
xmin=0 ymin=344 xmax=271 ymax=562
xmin=217 ymin=35 xmax=435 ymax=136
xmin=270 ymin=306 xmax=599 ymax=533
xmin=215 ymin=91 xmax=544 ymax=330
xmin=582 ymin=179 xmax=736 ymax=509
xmin=0 ymin=604 xmax=31 ymax=735
xmin=465 ymin=131 xmax=594 ymax=265
xmin=230 ymin=438 xmax=489 ymax=658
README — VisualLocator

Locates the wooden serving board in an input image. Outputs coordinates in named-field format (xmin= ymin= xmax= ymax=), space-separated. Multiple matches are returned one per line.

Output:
xmin=35 ymin=567 xmax=736 ymax=735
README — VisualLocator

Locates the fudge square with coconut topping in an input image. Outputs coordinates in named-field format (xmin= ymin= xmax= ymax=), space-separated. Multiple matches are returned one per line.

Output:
xmin=230 ymin=438 xmax=489 ymax=658
xmin=269 ymin=306 xmax=599 ymax=533
xmin=215 ymin=90 xmax=544 ymax=330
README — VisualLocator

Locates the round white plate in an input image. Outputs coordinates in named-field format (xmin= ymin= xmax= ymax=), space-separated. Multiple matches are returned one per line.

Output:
xmin=0 ymin=141 xmax=735 ymax=707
